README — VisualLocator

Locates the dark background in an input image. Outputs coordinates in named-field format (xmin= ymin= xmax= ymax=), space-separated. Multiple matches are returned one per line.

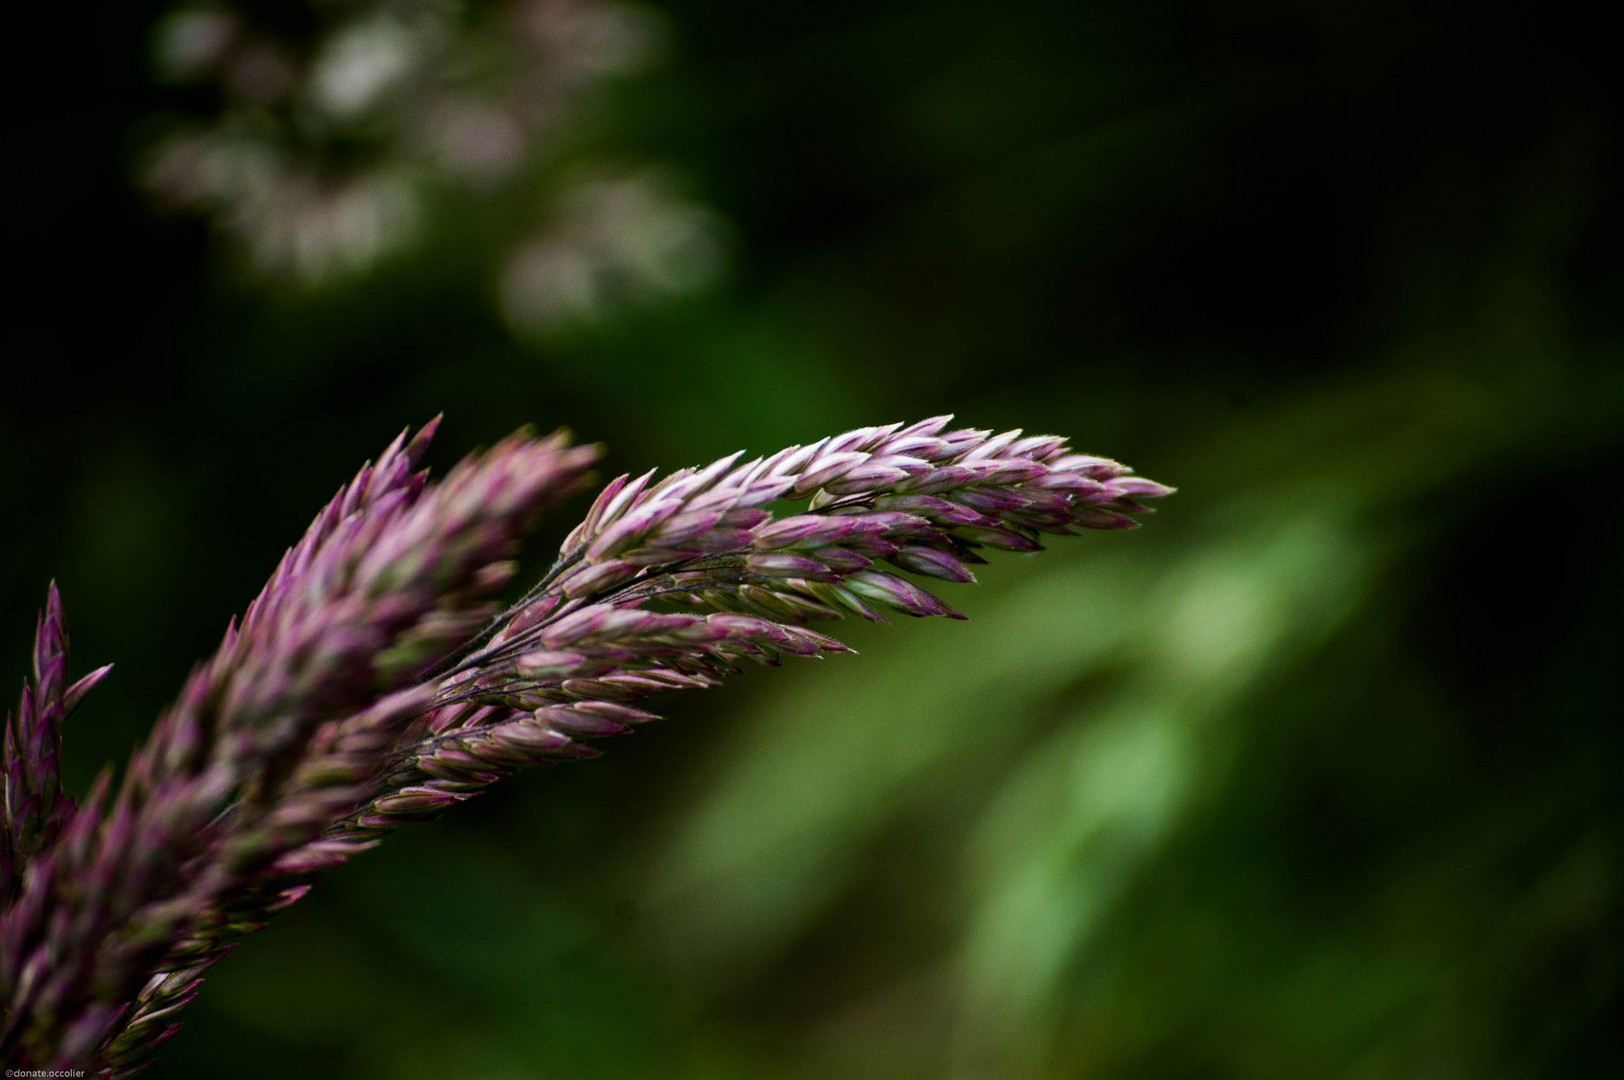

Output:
xmin=4 ymin=1 xmax=1621 ymax=1077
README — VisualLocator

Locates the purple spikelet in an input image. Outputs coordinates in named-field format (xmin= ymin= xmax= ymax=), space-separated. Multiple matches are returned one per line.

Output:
xmin=0 ymin=416 xmax=1169 ymax=1076
xmin=2 ymin=585 xmax=111 ymax=904
xmin=0 ymin=424 xmax=598 ymax=1073
xmin=320 ymin=417 xmax=1171 ymax=856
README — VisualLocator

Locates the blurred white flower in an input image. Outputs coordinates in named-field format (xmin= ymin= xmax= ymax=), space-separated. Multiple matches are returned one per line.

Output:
xmin=309 ymin=17 xmax=420 ymax=120
xmin=501 ymin=168 xmax=729 ymax=332
xmin=140 ymin=0 xmax=712 ymax=305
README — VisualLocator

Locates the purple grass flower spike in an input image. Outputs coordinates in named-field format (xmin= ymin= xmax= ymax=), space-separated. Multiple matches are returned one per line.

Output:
xmin=2 ymin=585 xmax=112 ymax=905
xmin=0 ymin=416 xmax=1170 ymax=1076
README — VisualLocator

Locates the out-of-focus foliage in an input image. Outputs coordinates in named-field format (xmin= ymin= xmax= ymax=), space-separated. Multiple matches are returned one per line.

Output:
xmin=143 ymin=0 xmax=725 ymax=328
xmin=3 ymin=0 xmax=1620 ymax=1078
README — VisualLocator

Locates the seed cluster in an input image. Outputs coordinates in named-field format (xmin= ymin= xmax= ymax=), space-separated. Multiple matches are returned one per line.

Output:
xmin=0 ymin=416 xmax=1169 ymax=1075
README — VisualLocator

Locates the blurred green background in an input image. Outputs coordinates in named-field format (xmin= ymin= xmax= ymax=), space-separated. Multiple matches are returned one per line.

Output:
xmin=3 ymin=1 xmax=1621 ymax=1077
